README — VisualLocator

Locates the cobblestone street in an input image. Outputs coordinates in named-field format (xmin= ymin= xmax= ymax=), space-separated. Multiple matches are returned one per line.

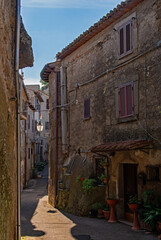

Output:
xmin=21 ymin=166 xmax=158 ymax=240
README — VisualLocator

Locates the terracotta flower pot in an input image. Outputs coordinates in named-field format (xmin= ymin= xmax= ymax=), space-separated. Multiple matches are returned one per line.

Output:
xmin=128 ymin=203 xmax=140 ymax=230
xmin=107 ymin=199 xmax=118 ymax=222
xmin=80 ymin=177 xmax=84 ymax=182
xmin=103 ymin=210 xmax=110 ymax=220
xmin=157 ymin=222 xmax=161 ymax=239
xmin=103 ymin=177 xmax=109 ymax=183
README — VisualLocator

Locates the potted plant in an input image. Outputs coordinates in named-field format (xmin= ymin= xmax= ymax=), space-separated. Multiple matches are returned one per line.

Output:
xmin=76 ymin=175 xmax=84 ymax=183
xmin=99 ymin=173 xmax=109 ymax=184
xmin=100 ymin=159 xmax=107 ymax=168
xmin=107 ymin=196 xmax=118 ymax=222
xmin=143 ymin=206 xmax=161 ymax=232
xmin=82 ymin=178 xmax=96 ymax=193
xmin=103 ymin=205 xmax=110 ymax=220
xmin=138 ymin=190 xmax=161 ymax=233
xmin=92 ymin=202 xmax=104 ymax=218
xmin=128 ymin=195 xmax=140 ymax=230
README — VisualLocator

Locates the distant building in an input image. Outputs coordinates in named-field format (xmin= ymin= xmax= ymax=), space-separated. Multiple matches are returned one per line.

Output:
xmin=26 ymin=85 xmax=49 ymax=165
xmin=39 ymin=87 xmax=49 ymax=162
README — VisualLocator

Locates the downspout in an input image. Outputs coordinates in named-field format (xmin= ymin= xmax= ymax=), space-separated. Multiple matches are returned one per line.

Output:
xmin=15 ymin=0 xmax=21 ymax=239
xmin=55 ymin=71 xmax=59 ymax=204
xmin=60 ymin=67 xmax=67 ymax=153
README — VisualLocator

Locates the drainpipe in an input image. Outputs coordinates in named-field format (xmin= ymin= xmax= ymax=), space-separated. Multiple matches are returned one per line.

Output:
xmin=15 ymin=0 xmax=21 ymax=239
xmin=60 ymin=67 xmax=67 ymax=153
xmin=55 ymin=71 xmax=59 ymax=204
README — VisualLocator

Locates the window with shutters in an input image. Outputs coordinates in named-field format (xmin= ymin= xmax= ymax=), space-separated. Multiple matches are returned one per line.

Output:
xmin=118 ymin=20 xmax=133 ymax=58
xmin=146 ymin=166 xmax=161 ymax=182
xmin=28 ymin=148 xmax=30 ymax=159
xmin=45 ymin=121 xmax=49 ymax=130
xmin=32 ymin=120 xmax=34 ymax=132
xmin=118 ymin=83 xmax=134 ymax=118
xmin=46 ymin=99 xmax=49 ymax=109
xmin=84 ymin=98 xmax=90 ymax=119
xmin=28 ymin=115 xmax=30 ymax=129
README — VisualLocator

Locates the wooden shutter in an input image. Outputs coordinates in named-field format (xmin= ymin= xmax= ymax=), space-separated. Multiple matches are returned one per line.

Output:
xmin=126 ymin=84 xmax=134 ymax=115
xmin=46 ymin=99 xmax=49 ymax=109
xmin=32 ymin=120 xmax=34 ymax=132
xmin=119 ymin=27 xmax=124 ymax=55
xmin=118 ymin=20 xmax=132 ymax=57
xmin=84 ymin=98 xmax=90 ymax=119
xmin=126 ymin=23 xmax=131 ymax=52
xmin=119 ymin=83 xmax=134 ymax=118
xmin=28 ymin=115 xmax=30 ymax=129
xmin=119 ymin=87 xmax=126 ymax=117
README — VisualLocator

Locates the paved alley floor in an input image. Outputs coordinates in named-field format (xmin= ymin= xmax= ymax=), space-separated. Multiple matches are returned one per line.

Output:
xmin=21 ymin=166 xmax=158 ymax=240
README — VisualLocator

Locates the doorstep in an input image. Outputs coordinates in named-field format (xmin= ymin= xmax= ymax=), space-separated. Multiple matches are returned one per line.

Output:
xmin=118 ymin=219 xmax=133 ymax=227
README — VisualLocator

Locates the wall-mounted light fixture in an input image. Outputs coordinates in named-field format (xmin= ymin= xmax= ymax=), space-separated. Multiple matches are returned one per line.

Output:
xmin=37 ymin=121 xmax=43 ymax=132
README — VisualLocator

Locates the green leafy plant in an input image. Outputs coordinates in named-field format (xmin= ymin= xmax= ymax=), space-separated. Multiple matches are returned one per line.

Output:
xmin=103 ymin=204 xmax=110 ymax=211
xmin=92 ymin=202 xmax=104 ymax=211
xmin=100 ymin=159 xmax=107 ymax=167
xmin=99 ymin=173 xmax=108 ymax=183
xmin=143 ymin=207 xmax=161 ymax=231
xmin=82 ymin=178 xmax=96 ymax=193
xmin=76 ymin=175 xmax=81 ymax=183
xmin=129 ymin=195 xmax=140 ymax=204
xmin=76 ymin=175 xmax=84 ymax=183
xmin=138 ymin=190 xmax=161 ymax=231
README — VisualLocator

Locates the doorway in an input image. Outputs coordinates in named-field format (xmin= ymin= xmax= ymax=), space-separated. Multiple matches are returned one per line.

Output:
xmin=123 ymin=164 xmax=138 ymax=221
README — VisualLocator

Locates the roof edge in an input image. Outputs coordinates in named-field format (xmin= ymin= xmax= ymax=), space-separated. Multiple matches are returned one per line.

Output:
xmin=56 ymin=0 xmax=144 ymax=60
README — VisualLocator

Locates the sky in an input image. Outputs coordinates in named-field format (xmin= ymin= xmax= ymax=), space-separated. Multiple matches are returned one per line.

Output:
xmin=21 ymin=0 xmax=121 ymax=85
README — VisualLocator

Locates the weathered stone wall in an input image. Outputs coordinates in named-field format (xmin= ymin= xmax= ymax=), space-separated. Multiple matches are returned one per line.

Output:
xmin=19 ymin=17 xmax=34 ymax=69
xmin=0 ymin=1 xmax=17 ymax=239
xmin=0 ymin=1 xmax=34 ymax=238
xmin=55 ymin=0 xmax=161 ymax=215
xmin=61 ymin=0 xmax=161 ymax=156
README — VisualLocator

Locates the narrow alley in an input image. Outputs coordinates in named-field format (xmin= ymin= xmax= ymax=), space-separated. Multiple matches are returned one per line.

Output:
xmin=21 ymin=165 xmax=157 ymax=240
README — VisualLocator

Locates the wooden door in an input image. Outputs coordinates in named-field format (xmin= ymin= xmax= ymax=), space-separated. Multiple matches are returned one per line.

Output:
xmin=123 ymin=164 xmax=137 ymax=221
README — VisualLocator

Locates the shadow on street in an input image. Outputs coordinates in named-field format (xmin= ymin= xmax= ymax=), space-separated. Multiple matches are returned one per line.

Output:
xmin=21 ymin=164 xmax=48 ymax=237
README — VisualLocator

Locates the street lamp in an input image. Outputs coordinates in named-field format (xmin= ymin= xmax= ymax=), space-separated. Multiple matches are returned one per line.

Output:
xmin=37 ymin=121 xmax=43 ymax=132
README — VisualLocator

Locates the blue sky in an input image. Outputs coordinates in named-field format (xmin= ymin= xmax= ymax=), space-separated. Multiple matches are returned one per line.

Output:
xmin=21 ymin=0 xmax=121 ymax=85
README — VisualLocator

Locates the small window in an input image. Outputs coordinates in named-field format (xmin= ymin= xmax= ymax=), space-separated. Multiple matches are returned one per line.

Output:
xmin=28 ymin=115 xmax=30 ymax=129
xmin=146 ymin=166 xmax=160 ymax=181
xmin=35 ymin=120 xmax=37 ymax=131
xmin=28 ymin=148 xmax=30 ymax=159
xmin=118 ymin=83 xmax=134 ymax=118
xmin=118 ymin=21 xmax=133 ymax=58
xmin=46 ymin=99 xmax=49 ymax=109
xmin=84 ymin=98 xmax=90 ymax=119
xmin=45 ymin=122 xmax=49 ymax=130
xmin=32 ymin=120 xmax=34 ymax=132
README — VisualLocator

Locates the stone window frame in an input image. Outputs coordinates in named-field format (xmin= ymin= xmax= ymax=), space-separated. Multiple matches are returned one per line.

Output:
xmin=84 ymin=98 xmax=91 ymax=120
xmin=114 ymin=12 xmax=137 ymax=60
xmin=118 ymin=20 xmax=133 ymax=58
xmin=118 ymin=82 xmax=134 ymax=118
xmin=146 ymin=165 xmax=161 ymax=182
xmin=115 ymin=78 xmax=138 ymax=123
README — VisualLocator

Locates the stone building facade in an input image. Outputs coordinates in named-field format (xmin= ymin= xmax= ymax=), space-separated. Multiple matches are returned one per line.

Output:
xmin=26 ymin=85 xmax=44 ymax=166
xmin=41 ymin=0 xmax=161 ymax=219
xmin=39 ymin=87 xmax=49 ymax=162
xmin=0 ymin=1 xmax=33 ymax=239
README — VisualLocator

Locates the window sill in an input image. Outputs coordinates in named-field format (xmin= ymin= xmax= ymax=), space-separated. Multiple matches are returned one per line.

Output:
xmin=83 ymin=116 xmax=91 ymax=121
xmin=117 ymin=115 xmax=137 ymax=123
xmin=118 ymin=49 xmax=133 ymax=59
